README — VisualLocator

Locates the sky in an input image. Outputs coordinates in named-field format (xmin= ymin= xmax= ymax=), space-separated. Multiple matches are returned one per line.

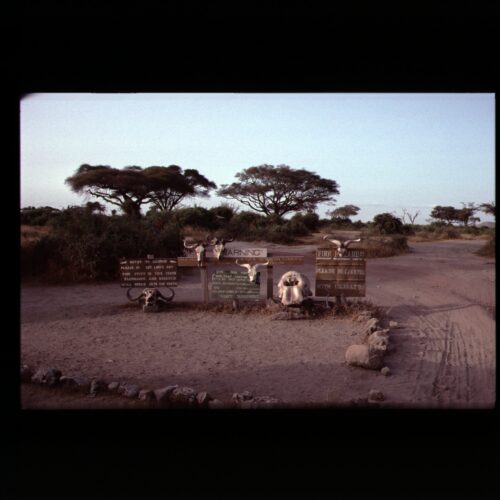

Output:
xmin=20 ymin=93 xmax=495 ymax=224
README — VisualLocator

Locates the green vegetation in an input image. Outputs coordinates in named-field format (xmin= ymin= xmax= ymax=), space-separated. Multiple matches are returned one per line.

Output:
xmin=22 ymin=160 xmax=496 ymax=282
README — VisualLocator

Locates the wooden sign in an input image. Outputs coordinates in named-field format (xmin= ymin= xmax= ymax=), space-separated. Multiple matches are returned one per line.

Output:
xmin=316 ymin=247 xmax=365 ymax=260
xmin=211 ymin=270 xmax=261 ymax=301
xmin=315 ymin=247 xmax=366 ymax=297
xmin=184 ymin=247 xmax=267 ymax=259
xmin=315 ymin=281 xmax=366 ymax=297
xmin=269 ymin=255 xmax=304 ymax=265
xmin=119 ymin=257 xmax=178 ymax=288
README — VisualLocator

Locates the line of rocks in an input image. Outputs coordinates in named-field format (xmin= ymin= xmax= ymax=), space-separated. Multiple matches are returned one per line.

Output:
xmin=20 ymin=364 xmax=281 ymax=409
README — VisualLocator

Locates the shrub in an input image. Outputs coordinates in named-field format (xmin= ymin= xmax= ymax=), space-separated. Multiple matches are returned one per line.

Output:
xmin=21 ymin=207 xmax=182 ymax=282
xmin=20 ymin=206 xmax=62 ymax=226
xmin=172 ymin=207 xmax=219 ymax=230
xmin=372 ymin=213 xmax=405 ymax=235
xmin=476 ymin=232 xmax=495 ymax=257
xmin=291 ymin=212 xmax=320 ymax=231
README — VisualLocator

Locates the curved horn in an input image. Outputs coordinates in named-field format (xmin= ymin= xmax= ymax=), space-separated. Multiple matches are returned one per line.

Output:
xmin=208 ymin=237 xmax=218 ymax=246
xmin=223 ymin=236 xmax=234 ymax=243
xmin=126 ymin=288 xmax=144 ymax=302
xmin=183 ymin=239 xmax=197 ymax=249
xmin=235 ymin=259 xmax=251 ymax=270
xmin=344 ymin=238 xmax=361 ymax=247
xmin=254 ymin=260 xmax=270 ymax=269
xmin=323 ymin=235 xmax=342 ymax=247
xmin=158 ymin=287 xmax=175 ymax=303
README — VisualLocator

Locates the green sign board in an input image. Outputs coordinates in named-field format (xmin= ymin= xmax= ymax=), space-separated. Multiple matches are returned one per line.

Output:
xmin=211 ymin=270 xmax=261 ymax=301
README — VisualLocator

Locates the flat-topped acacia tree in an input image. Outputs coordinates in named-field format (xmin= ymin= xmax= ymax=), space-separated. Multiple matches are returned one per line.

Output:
xmin=217 ymin=164 xmax=340 ymax=221
xmin=65 ymin=164 xmax=216 ymax=218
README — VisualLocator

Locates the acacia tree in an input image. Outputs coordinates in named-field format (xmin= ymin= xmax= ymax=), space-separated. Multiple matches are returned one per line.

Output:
xmin=217 ymin=164 xmax=340 ymax=220
xmin=65 ymin=165 xmax=151 ymax=218
xmin=480 ymin=202 xmax=495 ymax=217
xmin=142 ymin=165 xmax=217 ymax=211
xmin=328 ymin=204 xmax=360 ymax=221
xmin=66 ymin=164 xmax=217 ymax=218
xmin=430 ymin=205 xmax=459 ymax=225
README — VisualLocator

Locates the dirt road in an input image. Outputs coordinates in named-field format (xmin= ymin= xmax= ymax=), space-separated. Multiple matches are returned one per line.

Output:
xmin=20 ymin=239 xmax=495 ymax=408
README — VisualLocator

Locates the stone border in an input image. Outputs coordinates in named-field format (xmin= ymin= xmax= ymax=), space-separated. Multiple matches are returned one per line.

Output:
xmin=20 ymin=364 xmax=283 ymax=409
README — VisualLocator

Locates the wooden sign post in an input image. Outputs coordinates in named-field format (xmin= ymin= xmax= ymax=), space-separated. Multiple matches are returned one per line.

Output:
xmin=315 ymin=247 xmax=366 ymax=301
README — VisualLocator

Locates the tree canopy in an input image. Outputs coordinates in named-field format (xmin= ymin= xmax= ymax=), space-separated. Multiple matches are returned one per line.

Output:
xmin=328 ymin=204 xmax=360 ymax=220
xmin=217 ymin=164 xmax=339 ymax=219
xmin=479 ymin=202 xmax=495 ymax=217
xmin=65 ymin=164 xmax=216 ymax=217
xmin=430 ymin=203 xmax=480 ymax=226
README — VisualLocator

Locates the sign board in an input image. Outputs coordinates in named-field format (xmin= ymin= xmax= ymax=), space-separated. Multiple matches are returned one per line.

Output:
xmin=316 ymin=248 xmax=365 ymax=260
xmin=119 ymin=258 xmax=178 ymax=288
xmin=211 ymin=270 xmax=261 ymax=301
xmin=315 ymin=246 xmax=366 ymax=297
xmin=184 ymin=247 xmax=267 ymax=259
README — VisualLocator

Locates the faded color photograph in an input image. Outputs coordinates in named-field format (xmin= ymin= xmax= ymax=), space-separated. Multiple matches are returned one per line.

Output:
xmin=20 ymin=93 xmax=495 ymax=409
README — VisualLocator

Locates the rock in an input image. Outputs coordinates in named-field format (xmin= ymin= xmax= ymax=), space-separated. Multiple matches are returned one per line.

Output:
xmin=355 ymin=312 xmax=372 ymax=322
xmin=89 ymin=379 xmax=107 ymax=395
xmin=381 ymin=366 xmax=391 ymax=376
xmin=389 ymin=321 xmax=399 ymax=328
xmin=252 ymin=396 xmax=281 ymax=409
xmin=170 ymin=386 xmax=197 ymax=407
xmin=138 ymin=389 xmax=154 ymax=401
xmin=59 ymin=375 xmax=89 ymax=391
xmin=107 ymin=381 xmax=120 ymax=392
xmin=364 ymin=318 xmax=379 ymax=334
xmin=21 ymin=365 xmax=33 ymax=383
xmin=232 ymin=391 xmax=254 ymax=403
xmin=154 ymin=385 xmax=179 ymax=405
xmin=208 ymin=399 xmax=226 ymax=409
xmin=31 ymin=367 xmax=62 ymax=386
xmin=345 ymin=344 xmax=386 ymax=370
xmin=367 ymin=330 xmax=390 ymax=348
xmin=122 ymin=384 xmax=140 ymax=398
xmin=196 ymin=391 xmax=212 ymax=408
xmin=368 ymin=389 xmax=385 ymax=401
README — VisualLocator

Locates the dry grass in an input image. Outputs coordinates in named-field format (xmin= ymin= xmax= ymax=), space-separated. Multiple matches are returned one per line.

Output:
xmin=21 ymin=225 xmax=51 ymax=247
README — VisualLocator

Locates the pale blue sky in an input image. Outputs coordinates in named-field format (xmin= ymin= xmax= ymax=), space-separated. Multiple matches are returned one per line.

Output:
xmin=20 ymin=93 xmax=495 ymax=224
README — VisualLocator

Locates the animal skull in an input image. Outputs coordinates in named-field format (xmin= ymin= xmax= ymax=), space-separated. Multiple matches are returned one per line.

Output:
xmin=127 ymin=287 xmax=175 ymax=312
xmin=210 ymin=236 xmax=234 ymax=260
xmin=323 ymin=235 xmax=361 ymax=257
xmin=277 ymin=270 xmax=312 ymax=306
xmin=183 ymin=237 xmax=212 ymax=266
xmin=235 ymin=259 xmax=269 ymax=284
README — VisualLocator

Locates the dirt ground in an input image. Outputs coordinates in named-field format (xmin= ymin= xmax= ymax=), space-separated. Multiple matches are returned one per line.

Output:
xmin=20 ymin=239 xmax=495 ymax=409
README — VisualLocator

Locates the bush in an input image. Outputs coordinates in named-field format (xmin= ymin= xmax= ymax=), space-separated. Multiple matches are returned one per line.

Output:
xmin=291 ymin=212 xmax=320 ymax=231
xmin=476 ymin=232 xmax=495 ymax=257
xmin=359 ymin=235 xmax=409 ymax=258
xmin=372 ymin=213 xmax=405 ymax=235
xmin=171 ymin=207 xmax=219 ymax=230
xmin=20 ymin=206 xmax=62 ymax=226
xmin=21 ymin=207 xmax=182 ymax=282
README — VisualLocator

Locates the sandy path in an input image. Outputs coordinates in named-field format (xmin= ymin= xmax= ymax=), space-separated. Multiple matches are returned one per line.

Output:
xmin=21 ymin=239 xmax=495 ymax=408
xmin=364 ymin=240 xmax=495 ymax=408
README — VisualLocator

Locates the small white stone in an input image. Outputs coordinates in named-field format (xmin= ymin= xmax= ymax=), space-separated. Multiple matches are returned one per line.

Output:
xmin=381 ymin=366 xmax=391 ymax=376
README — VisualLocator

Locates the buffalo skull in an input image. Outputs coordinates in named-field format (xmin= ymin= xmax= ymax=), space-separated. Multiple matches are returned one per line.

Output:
xmin=127 ymin=287 xmax=175 ymax=312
